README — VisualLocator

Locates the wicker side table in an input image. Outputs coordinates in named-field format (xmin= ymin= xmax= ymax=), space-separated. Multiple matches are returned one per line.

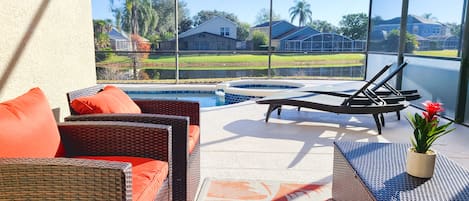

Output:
xmin=332 ymin=141 xmax=469 ymax=201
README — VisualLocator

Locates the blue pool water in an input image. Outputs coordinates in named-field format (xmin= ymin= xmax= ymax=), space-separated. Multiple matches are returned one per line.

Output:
xmin=233 ymin=84 xmax=299 ymax=89
xmin=126 ymin=91 xmax=225 ymax=108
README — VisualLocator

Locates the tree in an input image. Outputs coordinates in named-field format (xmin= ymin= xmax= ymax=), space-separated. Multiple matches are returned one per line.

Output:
xmin=93 ymin=19 xmax=113 ymax=36
xmin=289 ymin=0 xmax=312 ymax=27
xmin=445 ymin=22 xmax=461 ymax=36
xmin=308 ymin=20 xmax=337 ymax=33
xmin=112 ymin=8 xmax=122 ymax=31
xmin=130 ymin=34 xmax=151 ymax=59
xmin=254 ymin=8 xmax=281 ymax=25
xmin=193 ymin=10 xmax=239 ymax=26
xmin=124 ymin=0 xmax=158 ymax=36
xmin=422 ymin=13 xmax=437 ymax=21
xmin=237 ymin=22 xmax=251 ymax=41
xmin=93 ymin=20 xmax=113 ymax=62
xmin=111 ymin=0 xmax=158 ymax=79
xmin=179 ymin=18 xmax=193 ymax=33
xmin=152 ymin=0 xmax=192 ymax=36
xmin=110 ymin=0 xmax=158 ymax=37
xmin=93 ymin=19 xmax=113 ymax=50
xmin=251 ymin=31 xmax=268 ymax=50
xmin=371 ymin=16 xmax=384 ymax=26
xmin=381 ymin=29 xmax=418 ymax=53
xmin=338 ymin=13 xmax=368 ymax=40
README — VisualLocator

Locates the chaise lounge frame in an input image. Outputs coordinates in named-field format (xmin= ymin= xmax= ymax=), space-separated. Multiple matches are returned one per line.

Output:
xmin=257 ymin=63 xmax=410 ymax=134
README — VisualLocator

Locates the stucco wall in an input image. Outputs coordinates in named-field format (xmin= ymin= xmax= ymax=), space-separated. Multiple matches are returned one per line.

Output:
xmin=0 ymin=0 xmax=96 ymax=121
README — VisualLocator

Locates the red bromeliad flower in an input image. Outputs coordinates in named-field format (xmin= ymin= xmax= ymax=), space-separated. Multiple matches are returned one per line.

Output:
xmin=422 ymin=101 xmax=443 ymax=122
xmin=407 ymin=101 xmax=454 ymax=154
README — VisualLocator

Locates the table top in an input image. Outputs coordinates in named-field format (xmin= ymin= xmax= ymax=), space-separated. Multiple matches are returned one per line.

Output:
xmin=334 ymin=141 xmax=469 ymax=201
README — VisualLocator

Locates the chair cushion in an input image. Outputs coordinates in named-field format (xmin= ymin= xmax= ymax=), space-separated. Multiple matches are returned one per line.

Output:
xmin=189 ymin=125 xmax=200 ymax=154
xmin=76 ymin=156 xmax=168 ymax=201
xmin=0 ymin=88 xmax=63 ymax=158
xmin=70 ymin=85 xmax=141 ymax=114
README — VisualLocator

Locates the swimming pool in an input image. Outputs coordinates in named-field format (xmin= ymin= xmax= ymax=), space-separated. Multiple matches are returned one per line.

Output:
xmin=217 ymin=80 xmax=305 ymax=104
xmin=232 ymin=84 xmax=300 ymax=89
xmin=124 ymin=80 xmax=304 ymax=107
xmin=126 ymin=91 xmax=225 ymax=108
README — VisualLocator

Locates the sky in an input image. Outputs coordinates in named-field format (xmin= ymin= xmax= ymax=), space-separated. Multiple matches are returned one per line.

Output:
xmin=373 ymin=0 xmax=463 ymax=23
xmin=92 ymin=0 xmax=463 ymax=26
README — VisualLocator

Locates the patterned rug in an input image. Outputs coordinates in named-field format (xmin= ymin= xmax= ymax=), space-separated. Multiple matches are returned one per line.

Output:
xmin=196 ymin=178 xmax=332 ymax=201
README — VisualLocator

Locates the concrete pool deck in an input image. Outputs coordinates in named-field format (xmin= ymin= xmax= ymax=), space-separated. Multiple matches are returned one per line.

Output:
xmin=200 ymin=100 xmax=469 ymax=182
xmin=115 ymin=81 xmax=469 ymax=197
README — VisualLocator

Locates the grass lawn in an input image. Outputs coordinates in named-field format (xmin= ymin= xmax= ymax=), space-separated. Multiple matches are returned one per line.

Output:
xmin=97 ymin=53 xmax=365 ymax=71
xmin=413 ymin=50 xmax=458 ymax=57
xmin=97 ymin=75 xmax=362 ymax=84
xmin=140 ymin=63 xmax=363 ymax=70
xmin=97 ymin=51 xmax=458 ymax=68
xmin=98 ymin=54 xmax=132 ymax=63
xmin=145 ymin=53 xmax=364 ymax=63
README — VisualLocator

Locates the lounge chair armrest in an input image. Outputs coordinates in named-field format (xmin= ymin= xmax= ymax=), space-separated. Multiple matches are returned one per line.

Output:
xmin=58 ymin=121 xmax=171 ymax=162
xmin=134 ymin=100 xmax=200 ymax=125
xmin=0 ymin=157 xmax=132 ymax=200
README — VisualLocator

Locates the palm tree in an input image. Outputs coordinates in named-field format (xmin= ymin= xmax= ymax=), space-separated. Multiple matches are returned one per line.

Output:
xmin=112 ymin=7 xmax=122 ymax=31
xmin=110 ymin=0 xmax=157 ymax=37
xmin=289 ymin=0 xmax=312 ymax=27
xmin=421 ymin=13 xmax=437 ymax=21
xmin=110 ymin=0 xmax=157 ymax=80
xmin=93 ymin=20 xmax=113 ymax=50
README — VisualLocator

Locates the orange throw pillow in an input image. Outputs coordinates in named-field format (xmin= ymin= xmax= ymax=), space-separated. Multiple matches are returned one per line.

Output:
xmin=0 ymin=88 xmax=63 ymax=158
xmin=70 ymin=85 xmax=141 ymax=114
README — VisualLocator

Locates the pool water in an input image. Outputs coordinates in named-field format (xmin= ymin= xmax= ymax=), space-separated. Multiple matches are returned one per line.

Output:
xmin=126 ymin=91 xmax=225 ymax=108
xmin=233 ymin=84 xmax=299 ymax=89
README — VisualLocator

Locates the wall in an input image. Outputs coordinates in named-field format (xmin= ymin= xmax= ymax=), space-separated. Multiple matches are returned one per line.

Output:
xmin=0 ymin=0 xmax=96 ymax=120
xmin=181 ymin=33 xmax=237 ymax=50
xmin=180 ymin=16 xmax=237 ymax=39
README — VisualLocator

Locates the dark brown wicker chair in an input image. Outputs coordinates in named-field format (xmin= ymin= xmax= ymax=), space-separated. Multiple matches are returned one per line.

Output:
xmin=65 ymin=85 xmax=200 ymax=201
xmin=0 ymin=120 xmax=172 ymax=201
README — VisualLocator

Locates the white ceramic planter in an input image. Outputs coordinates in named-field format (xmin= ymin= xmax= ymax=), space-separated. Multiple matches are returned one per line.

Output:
xmin=406 ymin=148 xmax=436 ymax=178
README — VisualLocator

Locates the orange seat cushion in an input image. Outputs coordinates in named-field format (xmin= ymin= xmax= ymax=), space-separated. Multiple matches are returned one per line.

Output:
xmin=70 ymin=85 xmax=141 ymax=114
xmin=0 ymin=88 xmax=63 ymax=158
xmin=189 ymin=125 xmax=200 ymax=154
xmin=76 ymin=156 xmax=168 ymax=201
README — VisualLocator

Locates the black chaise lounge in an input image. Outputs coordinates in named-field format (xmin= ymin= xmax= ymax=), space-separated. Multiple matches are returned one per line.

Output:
xmin=267 ymin=62 xmax=419 ymax=122
xmin=256 ymin=64 xmax=410 ymax=134
xmin=294 ymin=62 xmax=420 ymax=121
xmin=300 ymin=62 xmax=420 ymax=102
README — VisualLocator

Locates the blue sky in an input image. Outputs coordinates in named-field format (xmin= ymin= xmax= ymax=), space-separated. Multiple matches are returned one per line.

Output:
xmin=92 ymin=0 xmax=463 ymax=26
xmin=374 ymin=0 xmax=463 ymax=23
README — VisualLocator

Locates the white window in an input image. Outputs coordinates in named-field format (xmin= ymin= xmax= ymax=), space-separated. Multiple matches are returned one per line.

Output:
xmin=220 ymin=27 xmax=230 ymax=37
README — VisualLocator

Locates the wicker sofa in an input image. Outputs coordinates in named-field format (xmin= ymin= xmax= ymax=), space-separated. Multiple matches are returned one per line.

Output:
xmin=0 ymin=88 xmax=172 ymax=200
xmin=65 ymin=85 xmax=200 ymax=201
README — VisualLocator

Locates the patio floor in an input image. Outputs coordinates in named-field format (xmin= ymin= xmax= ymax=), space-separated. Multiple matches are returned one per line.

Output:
xmin=199 ymin=98 xmax=469 ymax=187
xmin=118 ymin=81 xmax=469 ymax=198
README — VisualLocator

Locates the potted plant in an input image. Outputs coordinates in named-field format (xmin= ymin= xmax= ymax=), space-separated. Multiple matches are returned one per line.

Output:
xmin=406 ymin=101 xmax=455 ymax=178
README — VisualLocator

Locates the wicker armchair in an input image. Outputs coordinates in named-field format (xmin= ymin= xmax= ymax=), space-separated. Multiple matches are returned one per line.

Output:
xmin=65 ymin=85 xmax=200 ymax=201
xmin=0 ymin=121 xmax=172 ymax=201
